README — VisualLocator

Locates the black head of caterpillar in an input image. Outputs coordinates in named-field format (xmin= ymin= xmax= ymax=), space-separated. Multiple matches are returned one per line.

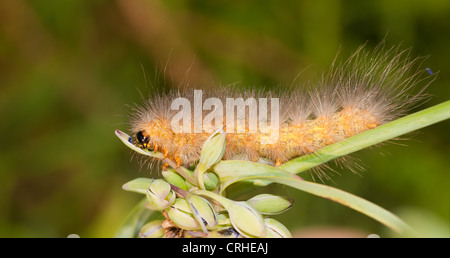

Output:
xmin=136 ymin=130 xmax=151 ymax=150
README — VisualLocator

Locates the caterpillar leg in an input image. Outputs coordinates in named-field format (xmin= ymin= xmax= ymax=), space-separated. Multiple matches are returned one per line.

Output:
xmin=162 ymin=162 xmax=169 ymax=171
xmin=175 ymin=156 xmax=182 ymax=168
xmin=275 ymin=158 xmax=282 ymax=166
xmin=162 ymin=149 xmax=169 ymax=159
xmin=367 ymin=123 xmax=378 ymax=129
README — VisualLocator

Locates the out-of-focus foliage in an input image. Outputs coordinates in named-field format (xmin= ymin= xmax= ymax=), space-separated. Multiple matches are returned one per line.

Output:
xmin=0 ymin=0 xmax=448 ymax=237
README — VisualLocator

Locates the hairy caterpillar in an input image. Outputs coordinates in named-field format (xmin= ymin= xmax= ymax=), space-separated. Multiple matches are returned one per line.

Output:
xmin=127 ymin=45 xmax=431 ymax=175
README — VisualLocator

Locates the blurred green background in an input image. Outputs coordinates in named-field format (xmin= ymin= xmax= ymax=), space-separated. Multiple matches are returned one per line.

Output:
xmin=0 ymin=0 xmax=449 ymax=238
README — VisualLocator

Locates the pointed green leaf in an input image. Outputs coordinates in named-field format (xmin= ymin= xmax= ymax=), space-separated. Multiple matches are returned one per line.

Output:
xmin=115 ymin=130 xmax=162 ymax=159
xmin=115 ymin=130 xmax=197 ymax=185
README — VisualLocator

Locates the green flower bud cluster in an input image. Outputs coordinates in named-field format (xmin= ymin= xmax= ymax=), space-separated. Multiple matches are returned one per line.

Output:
xmin=118 ymin=128 xmax=294 ymax=238
xmin=145 ymin=179 xmax=176 ymax=210
xmin=136 ymin=175 xmax=293 ymax=238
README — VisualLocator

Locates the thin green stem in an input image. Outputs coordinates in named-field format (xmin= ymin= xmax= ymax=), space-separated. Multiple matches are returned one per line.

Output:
xmin=280 ymin=100 xmax=450 ymax=174
xmin=224 ymin=101 xmax=450 ymax=198
xmin=222 ymin=175 xmax=415 ymax=235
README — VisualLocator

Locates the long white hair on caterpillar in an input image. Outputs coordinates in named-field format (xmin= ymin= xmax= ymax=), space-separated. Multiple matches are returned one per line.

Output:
xmin=124 ymin=43 xmax=434 ymax=180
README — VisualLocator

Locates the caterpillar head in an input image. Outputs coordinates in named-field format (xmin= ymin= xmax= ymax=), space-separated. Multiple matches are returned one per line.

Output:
xmin=136 ymin=130 xmax=151 ymax=149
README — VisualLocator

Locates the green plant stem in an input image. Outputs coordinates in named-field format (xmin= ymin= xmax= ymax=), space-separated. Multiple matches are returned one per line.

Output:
xmin=280 ymin=100 xmax=450 ymax=174
xmin=222 ymin=175 xmax=415 ymax=235
xmin=223 ymin=101 xmax=450 ymax=198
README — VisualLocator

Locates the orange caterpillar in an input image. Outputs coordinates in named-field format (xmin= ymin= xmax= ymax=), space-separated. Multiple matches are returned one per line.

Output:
xmin=128 ymin=45 xmax=430 ymax=170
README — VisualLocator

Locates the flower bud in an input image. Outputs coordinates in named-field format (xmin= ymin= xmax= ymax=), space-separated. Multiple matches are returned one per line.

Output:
xmin=203 ymin=172 xmax=219 ymax=191
xmin=166 ymin=198 xmax=202 ymax=230
xmin=194 ymin=128 xmax=226 ymax=189
xmin=145 ymin=179 xmax=175 ymax=210
xmin=227 ymin=201 xmax=266 ymax=238
xmin=138 ymin=220 xmax=165 ymax=238
xmin=186 ymin=195 xmax=218 ymax=233
xmin=192 ymin=190 xmax=266 ymax=238
xmin=247 ymin=194 xmax=293 ymax=215
xmin=162 ymin=169 xmax=189 ymax=191
xmin=198 ymin=128 xmax=227 ymax=170
xmin=264 ymin=218 xmax=292 ymax=238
